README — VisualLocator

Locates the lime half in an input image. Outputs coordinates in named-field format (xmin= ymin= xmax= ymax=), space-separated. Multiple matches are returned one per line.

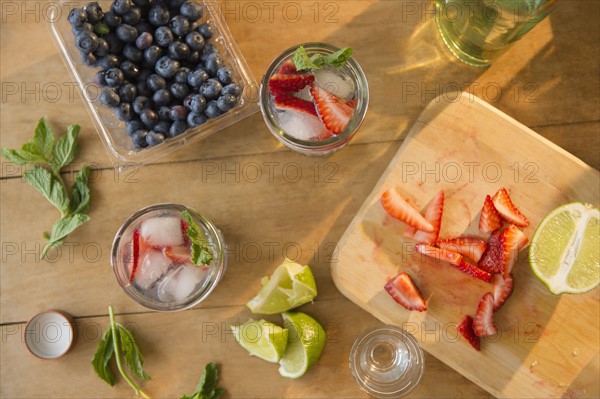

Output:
xmin=231 ymin=319 xmax=288 ymax=363
xmin=246 ymin=259 xmax=317 ymax=314
xmin=529 ymin=202 xmax=600 ymax=294
xmin=278 ymin=312 xmax=326 ymax=378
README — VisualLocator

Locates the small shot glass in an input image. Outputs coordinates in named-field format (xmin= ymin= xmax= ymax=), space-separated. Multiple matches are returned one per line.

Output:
xmin=350 ymin=325 xmax=424 ymax=398
xmin=259 ymin=42 xmax=369 ymax=156
xmin=24 ymin=310 xmax=76 ymax=360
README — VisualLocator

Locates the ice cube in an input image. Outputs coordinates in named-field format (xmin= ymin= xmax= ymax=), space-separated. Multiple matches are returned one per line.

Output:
xmin=314 ymin=67 xmax=355 ymax=101
xmin=134 ymin=250 xmax=172 ymax=290
xmin=278 ymin=110 xmax=331 ymax=141
xmin=140 ymin=216 xmax=184 ymax=247
xmin=157 ymin=264 xmax=208 ymax=302
xmin=295 ymin=86 xmax=312 ymax=102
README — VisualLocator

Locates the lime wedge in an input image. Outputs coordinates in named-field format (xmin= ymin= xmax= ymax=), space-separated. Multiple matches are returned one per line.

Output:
xmin=231 ymin=319 xmax=288 ymax=363
xmin=529 ymin=202 xmax=600 ymax=294
xmin=246 ymin=259 xmax=317 ymax=314
xmin=278 ymin=312 xmax=326 ymax=378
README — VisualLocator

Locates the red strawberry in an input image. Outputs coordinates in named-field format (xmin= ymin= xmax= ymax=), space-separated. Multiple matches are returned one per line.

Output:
xmin=500 ymin=225 xmax=529 ymax=277
xmin=477 ymin=229 xmax=504 ymax=274
xmin=457 ymin=315 xmax=480 ymax=351
xmin=473 ymin=293 xmax=498 ymax=337
xmin=384 ymin=272 xmax=427 ymax=312
xmin=479 ymin=194 xmax=502 ymax=233
xmin=269 ymin=73 xmax=315 ymax=96
xmin=456 ymin=258 xmax=492 ymax=283
xmin=415 ymin=244 xmax=462 ymax=266
xmin=273 ymin=93 xmax=318 ymax=117
xmin=310 ymin=84 xmax=353 ymax=134
xmin=128 ymin=230 xmax=150 ymax=282
xmin=492 ymin=188 xmax=529 ymax=227
xmin=412 ymin=190 xmax=445 ymax=245
xmin=278 ymin=60 xmax=298 ymax=75
xmin=492 ymin=273 xmax=514 ymax=311
xmin=163 ymin=246 xmax=191 ymax=264
xmin=346 ymin=97 xmax=358 ymax=108
xmin=437 ymin=236 xmax=487 ymax=262
xmin=181 ymin=219 xmax=190 ymax=245
xmin=381 ymin=188 xmax=434 ymax=232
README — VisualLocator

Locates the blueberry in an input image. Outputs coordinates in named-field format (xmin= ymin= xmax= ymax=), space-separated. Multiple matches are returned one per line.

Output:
xmin=94 ymin=38 xmax=110 ymax=57
xmin=105 ymin=68 xmax=125 ymax=87
xmin=184 ymin=31 xmax=204 ymax=51
xmin=132 ymin=129 xmax=148 ymax=148
xmin=94 ymin=70 xmax=107 ymax=86
xmin=136 ymin=32 xmax=153 ymax=49
xmin=180 ymin=2 xmax=203 ymax=20
xmin=136 ymin=80 xmax=153 ymax=97
xmin=103 ymin=10 xmax=121 ymax=28
xmin=168 ymin=42 xmax=190 ymax=60
xmin=221 ymin=83 xmax=241 ymax=96
xmin=136 ymin=68 xmax=152 ymax=82
xmin=174 ymin=67 xmax=191 ymax=83
xmin=123 ymin=44 xmax=143 ymax=62
xmin=187 ymin=94 xmax=206 ymax=113
xmin=96 ymin=54 xmax=121 ymax=69
xmin=116 ymin=24 xmax=138 ymax=43
xmin=126 ymin=119 xmax=144 ymax=136
xmin=169 ymin=105 xmax=189 ymax=121
xmin=216 ymin=93 xmax=237 ymax=111
xmin=94 ymin=22 xmax=110 ymax=36
xmin=75 ymin=31 xmax=99 ymax=54
xmin=116 ymin=102 xmax=134 ymax=121
xmin=169 ymin=82 xmax=189 ymax=99
xmin=204 ymin=100 xmax=223 ymax=119
xmin=187 ymin=112 xmax=207 ymax=127
xmin=155 ymin=56 xmax=180 ymax=79
xmin=154 ymin=26 xmax=174 ymax=47
xmin=154 ymin=121 xmax=171 ymax=135
xmin=186 ymin=50 xmax=200 ymax=65
xmin=84 ymin=2 xmax=104 ymax=24
xmin=122 ymin=7 xmax=142 ymax=25
xmin=81 ymin=52 xmax=97 ymax=66
xmin=112 ymin=0 xmax=132 ymax=15
xmin=146 ymin=131 xmax=165 ymax=146
xmin=72 ymin=22 xmax=94 ymax=36
xmin=158 ymin=106 xmax=172 ymax=121
xmin=100 ymin=87 xmax=120 ymax=107
xmin=104 ymin=33 xmax=124 ymax=53
xmin=121 ymin=60 xmax=140 ymax=79
xmin=196 ymin=22 xmax=213 ymax=40
xmin=187 ymin=69 xmax=208 ymax=87
xmin=216 ymin=67 xmax=232 ymax=85
xmin=153 ymin=88 xmax=172 ymax=106
xmin=135 ymin=21 xmax=152 ymax=34
xmin=144 ymin=45 xmax=163 ymax=65
xmin=169 ymin=120 xmax=188 ymax=137
xmin=169 ymin=15 xmax=190 ymax=36
xmin=149 ymin=5 xmax=170 ymax=26
xmin=68 ymin=8 xmax=87 ymax=27
xmin=133 ymin=96 xmax=152 ymax=113
xmin=204 ymin=54 xmax=223 ymax=76
xmin=147 ymin=74 xmax=167 ymax=91
xmin=199 ymin=44 xmax=218 ymax=62
xmin=168 ymin=0 xmax=187 ymax=11
xmin=200 ymin=78 xmax=222 ymax=100
xmin=140 ymin=108 xmax=159 ymax=128
xmin=119 ymin=83 xmax=138 ymax=102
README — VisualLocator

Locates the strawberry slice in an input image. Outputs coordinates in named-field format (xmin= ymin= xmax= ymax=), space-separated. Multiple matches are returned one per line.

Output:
xmin=477 ymin=229 xmax=504 ymax=274
xmin=278 ymin=60 xmax=298 ymax=75
xmin=437 ymin=236 xmax=487 ymax=262
xmin=412 ymin=190 xmax=445 ymax=245
xmin=456 ymin=259 xmax=492 ymax=283
xmin=457 ymin=315 xmax=480 ymax=351
xmin=384 ymin=272 xmax=427 ymax=312
xmin=492 ymin=188 xmax=529 ymax=227
xmin=269 ymin=73 xmax=315 ymax=96
xmin=492 ymin=273 xmax=514 ymax=311
xmin=415 ymin=244 xmax=462 ymax=266
xmin=479 ymin=194 xmax=502 ymax=233
xmin=381 ymin=188 xmax=434 ymax=232
xmin=346 ymin=97 xmax=358 ymax=108
xmin=310 ymin=84 xmax=353 ymax=134
xmin=500 ymin=225 xmax=529 ymax=277
xmin=273 ymin=93 xmax=318 ymax=117
xmin=163 ymin=245 xmax=191 ymax=264
xmin=128 ymin=230 xmax=151 ymax=282
xmin=473 ymin=292 xmax=498 ymax=337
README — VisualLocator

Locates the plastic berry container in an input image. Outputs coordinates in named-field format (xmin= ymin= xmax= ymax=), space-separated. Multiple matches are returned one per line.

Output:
xmin=49 ymin=0 xmax=258 ymax=166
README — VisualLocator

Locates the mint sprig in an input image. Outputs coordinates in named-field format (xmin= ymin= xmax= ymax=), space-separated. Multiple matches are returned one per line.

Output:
xmin=2 ymin=117 xmax=91 ymax=259
xmin=180 ymin=362 xmax=224 ymax=399
xmin=292 ymin=45 xmax=353 ymax=71
xmin=182 ymin=210 xmax=213 ymax=266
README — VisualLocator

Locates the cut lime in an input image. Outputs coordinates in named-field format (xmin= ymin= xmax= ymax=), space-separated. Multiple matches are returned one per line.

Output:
xmin=246 ymin=259 xmax=317 ymax=314
xmin=231 ymin=319 xmax=288 ymax=363
xmin=529 ymin=202 xmax=600 ymax=295
xmin=278 ymin=312 xmax=326 ymax=378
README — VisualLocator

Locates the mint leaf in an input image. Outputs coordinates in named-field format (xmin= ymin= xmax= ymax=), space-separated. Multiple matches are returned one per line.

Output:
xmin=180 ymin=362 xmax=223 ymax=399
xmin=34 ymin=117 xmax=56 ymax=160
xmin=71 ymin=166 xmax=91 ymax=214
xmin=50 ymin=124 xmax=80 ymax=172
xmin=1 ymin=148 xmax=46 ymax=165
xmin=182 ymin=210 xmax=213 ymax=266
xmin=23 ymin=166 xmax=70 ymax=216
xmin=292 ymin=45 xmax=320 ymax=71
xmin=321 ymin=47 xmax=353 ymax=68
xmin=91 ymin=327 xmax=116 ymax=386
xmin=292 ymin=45 xmax=353 ymax=71
xmin=115 ymin=323 xmax=150 ymax=381
xmin=41 ymin=213 xmax=90 ymax=258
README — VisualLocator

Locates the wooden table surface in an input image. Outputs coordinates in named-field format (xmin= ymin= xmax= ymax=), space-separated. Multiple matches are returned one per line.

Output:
xmin=1 ymin=1 xmax=599 ymax=398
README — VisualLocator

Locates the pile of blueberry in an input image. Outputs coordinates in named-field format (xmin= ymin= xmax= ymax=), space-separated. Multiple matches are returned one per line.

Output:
xmin=69 ymin=0 xmax=242 ymax=148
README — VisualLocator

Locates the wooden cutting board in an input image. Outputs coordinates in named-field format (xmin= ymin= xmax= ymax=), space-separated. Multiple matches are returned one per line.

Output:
xmin=332 ymin=92 xmax=599 ymax=398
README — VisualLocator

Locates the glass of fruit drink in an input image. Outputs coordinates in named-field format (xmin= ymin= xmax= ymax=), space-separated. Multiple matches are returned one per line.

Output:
xmin=259 ymin=42 xmax=369 ymax=155
xmin=111 ymin=204 xmax=226 ymax=311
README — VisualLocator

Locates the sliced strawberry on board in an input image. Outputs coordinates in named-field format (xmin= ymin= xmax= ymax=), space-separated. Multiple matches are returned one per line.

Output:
xmin=437 ymin=236 xmax=487 ymax=262
xmin=412 ymin=190 xmax=445 ymax=245
xmin=473 ymin=292 xmax=498 ymax=337
xmin=457 ymin=315 xmax=480 ymax=351
xmin=310 ymin=84 xmax=353 ymax=134
xmin=415 ymin=244 xmax=462 ymax=266
xmin=278 ymin=60 xmax=298 ymax=75
xmin=479 ymin=194 xmax=502 ymax=233
xmin=477 ymin=229 xmax=504 ymax=274
xmin=492 ymin=188 xmax=529 ymax=227
xmin=273 ymin=93 xmax=318 ymax=117
xmin=492 ymin=273 xmax=514 ymax=311
xmin=384 ymin=272 xmax=427 ymax=312
xmin=456 ymin=259 xmax=492 ymax=283
xmin=500 ymin=225 xmax=529 ymax=277
xmin=163 ymin=246 xmax=192 ymax=264
xmin=381 ymin=188 xmax=434 ymax=232
xmin=269 ymin=73 xmax=315 ymax=96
